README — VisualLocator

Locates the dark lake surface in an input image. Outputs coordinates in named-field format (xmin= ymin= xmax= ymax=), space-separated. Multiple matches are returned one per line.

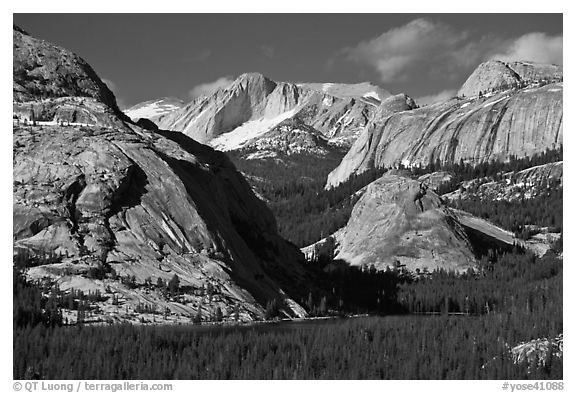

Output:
xmin=159 ymin=314 xmax=471 ymax=336
xmin=161 ymin=317 xmax=354 ymax=336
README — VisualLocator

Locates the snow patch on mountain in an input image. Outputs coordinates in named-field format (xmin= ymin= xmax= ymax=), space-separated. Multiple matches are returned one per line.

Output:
xmin=245 ymin=151 xmax=279 ymax=160
xmin=363 ymin=91 xmax=381 ymax=100
xmin=209 ymin=108 xmax=299 ymax=151
xmin=300 ymin=82 xmax=391 ymax=101
xmin=125 ymin=98 xmax=184 ymax=121
xmin=322 ymin=83 xmax=335 ymax=92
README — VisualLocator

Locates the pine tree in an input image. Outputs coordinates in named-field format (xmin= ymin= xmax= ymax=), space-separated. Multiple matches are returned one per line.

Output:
xmin=215 ymin=307 xmax=223 ymax=322
xmin=306 ymin=292 xmax=313 ymax=311
xmin=193 ymin=306 xmax=202 ymax=324
xmin=319 ymin=296 xmax=327 ymax=316
xmin=265 ymin=299 xmax=279 ymax=320
xmin=234 ymin=304 xmax=240 ymax=322
xmin=168 ymin=274 xmax=180 ymax=295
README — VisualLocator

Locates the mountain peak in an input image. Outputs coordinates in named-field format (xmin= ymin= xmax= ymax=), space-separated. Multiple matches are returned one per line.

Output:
xmin=13 ymin=25 xmax=126 ymax=121
xmin=226 ymin=72 xmax=277 ymax=100
xmin=235 ymin=72 xmax=276 ymax=88
xmin=237 ymin=71 xmax=269 ymax=81
xmin=458 ymin=59 xmax=563 ymax=98
xmin=457 ymin=61 xmax=521 ymax=97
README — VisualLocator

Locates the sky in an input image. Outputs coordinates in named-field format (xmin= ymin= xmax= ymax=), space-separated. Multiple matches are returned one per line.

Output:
xmin=13 ymin=14 xmax=563 ymax=108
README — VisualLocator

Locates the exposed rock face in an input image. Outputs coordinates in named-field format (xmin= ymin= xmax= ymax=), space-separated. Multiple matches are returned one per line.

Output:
xmin=14 ymin=121 xmax=309 ymax=321
xmin=332 ymin=174 xmax=477 ymax=272
xmin=297 ymin=95 xmax=378 ymax=145
xmin=375 ymin=94 xmax=417 ymax=119
xmin=13 ymin=26 xmax=126 ymax=121
xmin=155 ymin=73 xmax=297 ymax=143
xmin=510 ymin=334 xmax=563 ymax=373
xmin=458 ymin=61 xmax=523 ymax=98
xmin=458 ymin=60 xmax=562 ymax=98
xmin=327 ymin=81 xmax=562 ymax=188
xmin=417 ymin=171 xmax=454 ymax=192
xmin=510 ymin=160 xmax=563 ymax=187
xmin=451 ymin=209 xmax=560 ymax=257
xmin=507 ymin=61 xmax=563 ymax=84
xmin=302 ymin=93 xmax=417 ymax=147
xmin=12 ymin=97 xmax=126 ymax=128
xmin=13 ymin=26 xmax=309 ymax=322
xmin=153 ymin=73 xmax=405 ymax=149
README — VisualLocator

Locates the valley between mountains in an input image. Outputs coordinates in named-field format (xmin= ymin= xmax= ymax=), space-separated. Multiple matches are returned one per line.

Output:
xmin=13 ymin=24 xmax=562 ymax=330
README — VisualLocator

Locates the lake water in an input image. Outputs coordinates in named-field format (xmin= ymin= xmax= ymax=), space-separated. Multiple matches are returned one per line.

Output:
xmin=163 ymin=314 xmax=468 ymax=336
xmin=170 ymin=316 xmax=353 ymax=336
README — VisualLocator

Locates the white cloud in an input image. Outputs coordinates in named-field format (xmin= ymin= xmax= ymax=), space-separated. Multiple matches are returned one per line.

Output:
xmin=342 ymin=18 xmax=472 ymax=83
xmin=102 ymin=78 xmax=127 ymax=109
xmin=188 ymin=76 xmax=234 ymax=100
xmin=183 ymin=49 xmax=212 ymax=63
xmin=342 ymin=18 xmax=563 ymax=84
xmin=490 ymin=33 xmax=563 ymax=65
xmin=102 ymin=78 xmax=116 ymax=92
xmin=415 ymin=89 xmax=457 ymax=106
xmin=261 ymin=45 xmax=276 ymax=58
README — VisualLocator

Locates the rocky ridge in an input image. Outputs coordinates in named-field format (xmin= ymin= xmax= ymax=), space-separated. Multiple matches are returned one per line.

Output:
xmin=326 ymin=75 xmax=562 ymax=188
xmin=152 ymin=73 xmax=413 ymax=151
xmin=240 ymin=117 xmax=332 ymax=157
xmin=12 ymin=26 xmax=310 ymax=323
xmin=445 ymin=161 xmax=563 ymax=203
xmin=303 ymin=166 xmax=560 ymax=270
xmin=13 ymin=26 xmax=127 ymax=122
